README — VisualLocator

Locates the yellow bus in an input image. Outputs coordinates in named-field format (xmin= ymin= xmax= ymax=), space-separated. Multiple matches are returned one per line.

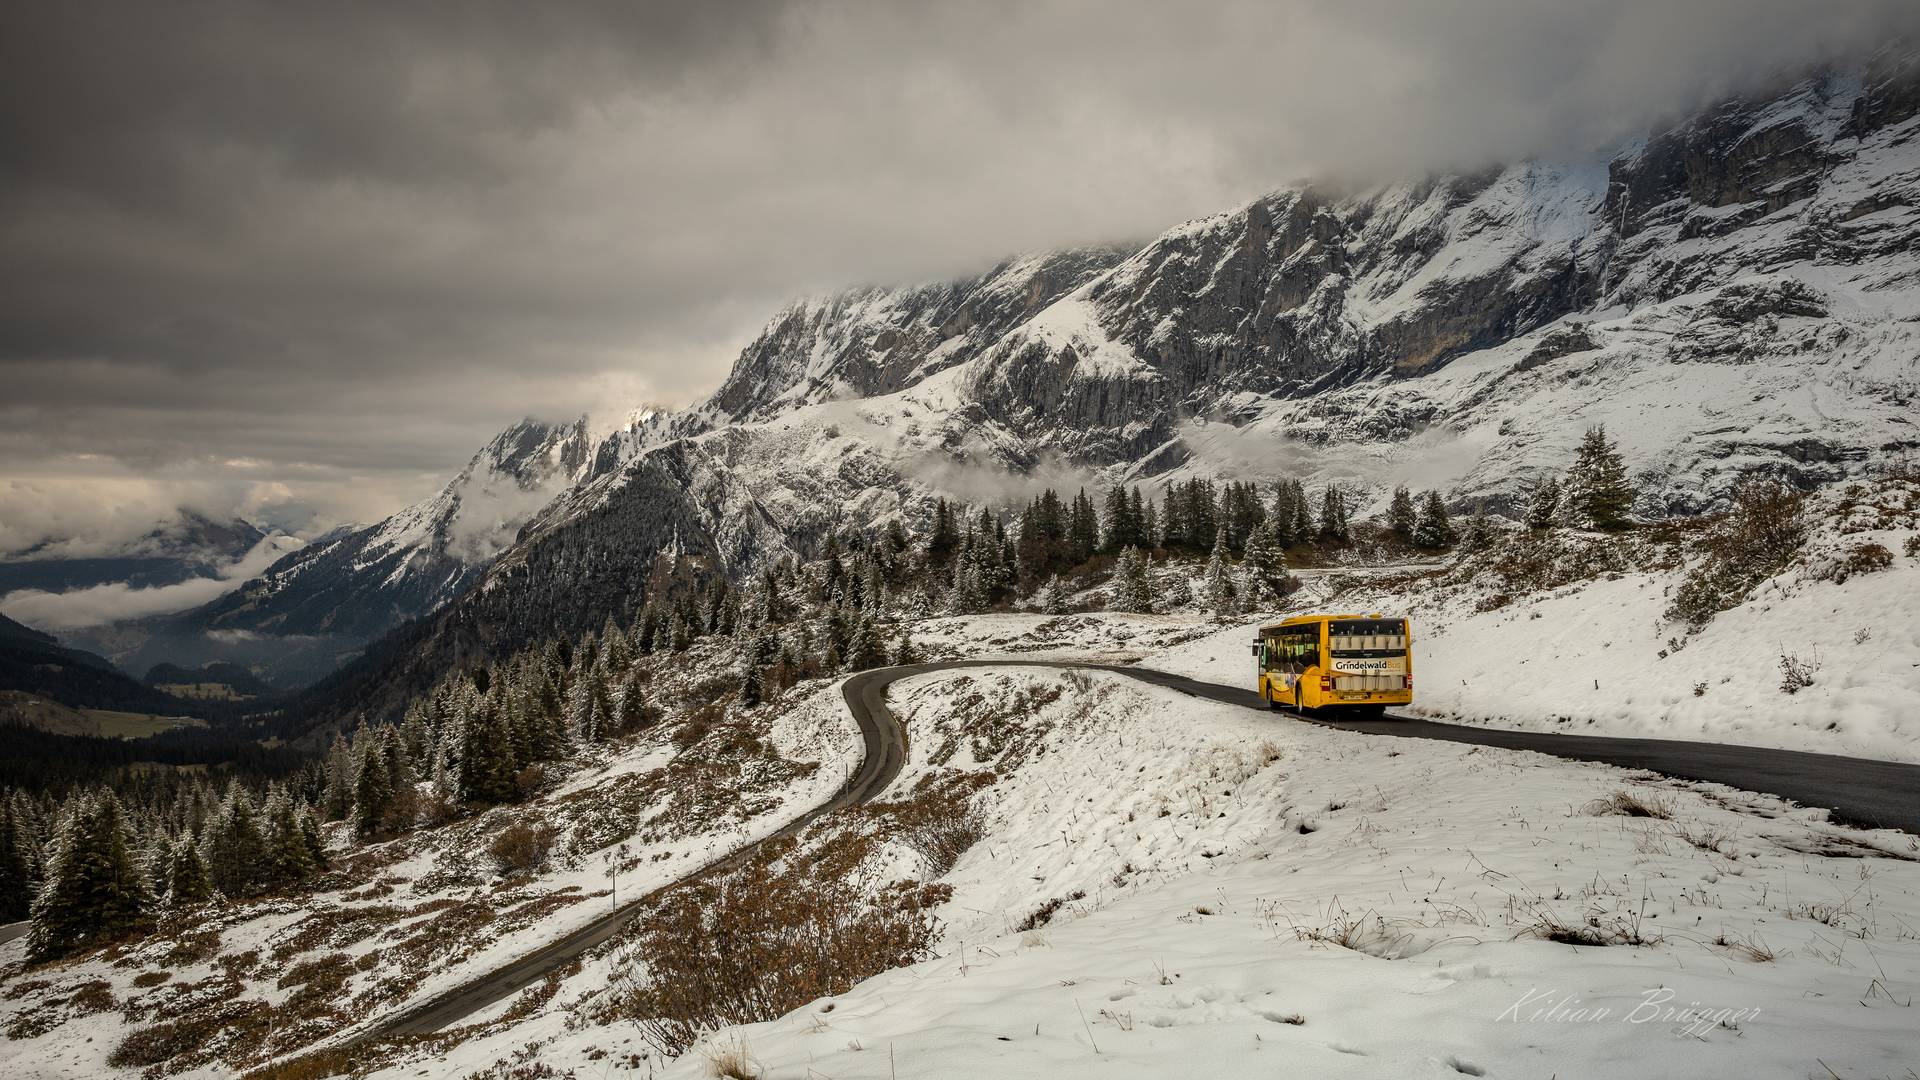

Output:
xmin=1253 ymin=614 xmax=1412 ymax=715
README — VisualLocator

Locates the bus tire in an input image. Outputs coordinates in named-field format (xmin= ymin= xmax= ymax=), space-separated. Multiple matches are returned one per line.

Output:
xmin=1294 ymin=687 xmax=1306 ymax=716
xmin=1265 ymin=686 xmax=1280 ymax=711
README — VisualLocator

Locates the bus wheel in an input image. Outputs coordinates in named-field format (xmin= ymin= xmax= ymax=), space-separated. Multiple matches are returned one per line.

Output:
xmin=1265 ymin=686 xmax=1280 ymax=711
xmin=1294 ymin=687 xmax=1306 ymax=716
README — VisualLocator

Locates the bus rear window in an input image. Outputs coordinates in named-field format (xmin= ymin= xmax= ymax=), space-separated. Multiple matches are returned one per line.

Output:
xmin=1329 ymin=619 xmax=1407 ymax=653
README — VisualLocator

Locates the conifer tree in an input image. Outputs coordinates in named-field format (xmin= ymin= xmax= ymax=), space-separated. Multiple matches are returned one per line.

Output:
xmin=1289 ymin=480 xmax=1314 ymax=545
xmin=1204 ymin=525 xmax=1237 ymax=615
xmin=1111 ymin=546 xmax=1154 ymax=613
xmin=264 ymin=788 xmax=317 ymax=885
xmin=1318 ymin=484 xmax=1350 ymax=543
xmin=846 ymin=617 xmax=889 ymax=672
xmin=614 ymin=665 xmax=648 ymax=733
xmin=1242 ymin=520 xmax=1290 ymax=599
xmin=298 ymin=808 xmax=329 ymax=872
xmin=739 ymin=658 xmax=764 ymax=706
xmin=1525 ymin=476 xmax=1562 ymax=531
xmin=351 ymin=740 xmax=393 ymax=840
xmin=166 ymin=839 xmax=211 ymax=907
xmin=322 ymin=732 xmax=354 ymax=822
xmin=0 ymin=796 xmax=35 ymax=920
xmin=1035 ymin=573 xmax=1069 ymax=615
xmin=206 ymin=785 xmax=267 ymax=897
xmin=1563 ymin=425 xmax=1633 ymax=530
xmin=29 ymin=793 xmax=147 ymax=960
xmin=1388 ymin=485 xmax=1417 ymax=542
xmin=892 ymin=628 xmax=917 ymax=666
xmin=1412 ymin=491 xmax=1458 ymax=549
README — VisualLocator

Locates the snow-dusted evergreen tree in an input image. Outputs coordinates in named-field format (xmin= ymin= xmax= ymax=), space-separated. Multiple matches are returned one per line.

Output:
xmin=568 ymin=663 xmax=611 ymax=743
xmin=1034 ymin=573 xmax=1068 ymax=614
xmin=1412 ymin=491 xmax=1458 ymax=549
xmin=1235 ymin=562 xmax=1266 ymax=614
xmin=1204 ymin=525 xmax=1237 ymax=616
xmin=322 ymin=732 xmax=354 ymax=822
xmin=206 ymin=784 xmax=267 ymax=897
xmin=846 ymin=616 xmax=889 ymax=671
xmin=165 ymin=839 xmax=211 ymax=906
xmin=1161 ymin=566 xmax=1193 ymax=608
xmin=1288 ymin=480 xmax=1314 ymax=544
xmin=614 ymin=663 xmax=647 ymax=733
xmin=1318 ymin=484 xmax=1350 ymax=543
xmin=1562 ymin=425 xmax=1633 ymax=530
xmin=264 ymin=788 xmax=318 ymax=885
xmin=1111 ymin=546 xmax=1154 ymax=613
xmin=30 ymin=792 xmax=148 ymax=960
xmin=892 ymin=628 xmax=917 ymax=666
xmin=1242 ymin=520 xmax=1289 ymax=599
xmin=1388 ymin=485 xmax=1417 ymax=542
xmin=1525 ymin=475 xmax=1561 ymax=530
xmin=351 ymin=739 xmax=393 ymax=840
xmin=739 ymin=657 xmax=765 ymax=706
xmin=298 ymin=808 xmax=329 ymax=872
xmin=0 ymin=795 xmax=36 ymax=920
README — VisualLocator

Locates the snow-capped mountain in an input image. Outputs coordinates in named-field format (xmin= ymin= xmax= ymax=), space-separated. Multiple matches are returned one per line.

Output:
xmin=88 ymin=418 xmax=595 ymax=686
xmin=0 ymin=511 xmax=267 ymax=595
xmin=261 ymin=49 xmax=1920 ymax=704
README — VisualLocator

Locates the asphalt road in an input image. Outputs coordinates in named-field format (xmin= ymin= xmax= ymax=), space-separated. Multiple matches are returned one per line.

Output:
xmin=356 ymin=667 xmax=910 ymax=1040
xmin=936 ymin=660 xmax=1920 ymax=834
xmin=340 ymin=656 xmax=1917 ymax=1048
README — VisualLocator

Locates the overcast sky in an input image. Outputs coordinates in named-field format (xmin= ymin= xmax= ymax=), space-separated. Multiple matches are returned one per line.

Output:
xmin=4 ymin=0 xmax=1916 ymax=555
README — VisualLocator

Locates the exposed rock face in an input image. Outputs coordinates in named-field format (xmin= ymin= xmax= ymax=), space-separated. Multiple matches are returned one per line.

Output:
xmin=692 ymin=247 xmax=1135 ymax=428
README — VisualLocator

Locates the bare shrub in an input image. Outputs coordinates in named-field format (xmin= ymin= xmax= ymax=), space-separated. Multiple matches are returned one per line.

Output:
xmin=513 ymin=764 xmax=550 ymax=800
xmin=1822 ymin=541 xmax=1894 ymax=584
xmin=886 ymin=777 xmax=989 ymax=878
xmin=1016 ymin=890 xmax=1088 ymax=932
xmin=612 ymin=856 xmax=949 ymax=1056
xmin=488 ymin=821 xmax=555 ymax=875
xmin=1665 ymin=481 xmax=1807 ymax=630
xmin=1778 ymin=651 xmax=1817 ymax=695
xmin=1584 ymin=789 xmax=1675 ymax=820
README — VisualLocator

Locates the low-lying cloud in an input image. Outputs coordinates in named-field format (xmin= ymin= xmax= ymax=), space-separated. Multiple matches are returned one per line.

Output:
xmin=0 ymin=534 xmax=302 ymax=630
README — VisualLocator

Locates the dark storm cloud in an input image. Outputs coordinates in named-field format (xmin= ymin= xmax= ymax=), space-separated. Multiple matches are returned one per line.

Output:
xmin=4 ymin=0 xmax=1918 ymax=553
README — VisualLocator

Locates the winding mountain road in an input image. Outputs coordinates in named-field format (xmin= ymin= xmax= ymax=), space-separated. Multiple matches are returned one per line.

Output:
xmin=345 ymin=657 xmax=1918 ymax=1048
xmin=356 ymin=667 xmax=912 ymax=1041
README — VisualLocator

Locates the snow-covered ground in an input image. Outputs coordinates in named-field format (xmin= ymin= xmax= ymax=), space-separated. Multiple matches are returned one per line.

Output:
xmin=387 ymin=669 xmax=1920 ymax=1080
xmin=1147 ymin=479 xmax=1920 ymax=764
xmin=0 ymin=672 xmax=861 ymax=1079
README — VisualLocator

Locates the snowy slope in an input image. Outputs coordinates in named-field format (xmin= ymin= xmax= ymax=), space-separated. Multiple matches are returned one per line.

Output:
xmin=346 ymin=668 xmax=1920 ymax=1080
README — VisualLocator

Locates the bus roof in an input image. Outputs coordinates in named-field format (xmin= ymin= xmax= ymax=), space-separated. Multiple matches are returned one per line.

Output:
xmin=1256 ymin=613 xmax=1406 ymax=632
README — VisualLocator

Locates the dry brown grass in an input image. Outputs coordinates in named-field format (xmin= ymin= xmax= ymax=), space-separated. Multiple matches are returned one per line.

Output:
xmin=610 ymin=844 xmax=950 ymax=1055
xmin=1584 ymin=789 xmax=1675 ymax=820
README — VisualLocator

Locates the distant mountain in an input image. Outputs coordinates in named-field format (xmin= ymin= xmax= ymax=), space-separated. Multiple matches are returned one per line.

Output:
xmin=0 ymin=512 xmax=266 ymax=595
xmin=0 ymin=612 xmax=208 ymax=719
xmin=76 ymin=417 xmax=597 ymax=687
